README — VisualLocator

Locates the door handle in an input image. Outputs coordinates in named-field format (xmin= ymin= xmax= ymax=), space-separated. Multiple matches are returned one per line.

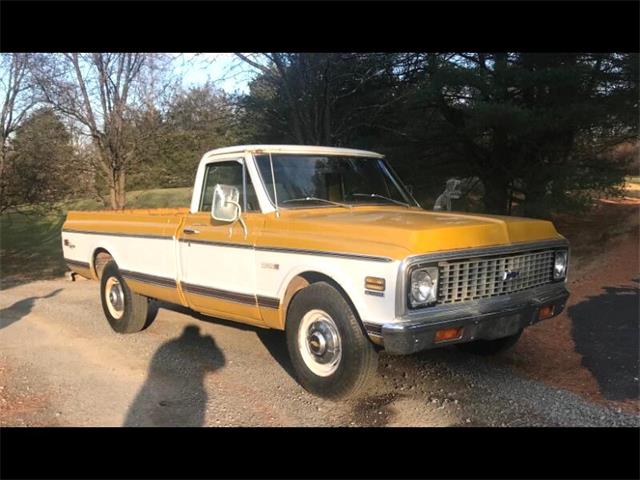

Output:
xmin=183 ymin=228 xmax=200 ymax=234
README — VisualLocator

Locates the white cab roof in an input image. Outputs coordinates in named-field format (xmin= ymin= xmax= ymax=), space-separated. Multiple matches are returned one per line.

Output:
xmin=202 ymin=144 xmax=384 ymax=159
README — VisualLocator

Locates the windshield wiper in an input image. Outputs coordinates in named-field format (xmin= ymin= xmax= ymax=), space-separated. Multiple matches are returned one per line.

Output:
xmin=351 ymin=193 xmax=411 ymax=208
xmin=280 ymin=196 xmax=353 ymax=209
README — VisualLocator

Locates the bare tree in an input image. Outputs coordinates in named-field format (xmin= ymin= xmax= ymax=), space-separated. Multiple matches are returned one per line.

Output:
xmin=0 ymin=53 xmax=37 ymax=213
xmin=235 ymin=53 xmax=404 ymax=146
xmin=32 ymin=53 xmax=162 ymax=209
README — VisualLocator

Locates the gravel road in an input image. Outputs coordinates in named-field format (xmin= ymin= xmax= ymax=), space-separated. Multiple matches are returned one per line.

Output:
xmin=1 ymin=277 xmax=637 ymax=427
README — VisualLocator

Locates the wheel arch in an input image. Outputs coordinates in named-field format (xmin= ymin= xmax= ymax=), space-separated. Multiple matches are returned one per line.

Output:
xmin=92 ymin=247 xmax=114 ymax=280
xmin=279 ymin=270 xmax=365 ymax=335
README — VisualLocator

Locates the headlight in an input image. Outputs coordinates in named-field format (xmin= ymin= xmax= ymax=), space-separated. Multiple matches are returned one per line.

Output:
xmin=554 ymin=250 xmax=568 ymax=280
xmin=410 ymin=266 xmax=439 ymax=307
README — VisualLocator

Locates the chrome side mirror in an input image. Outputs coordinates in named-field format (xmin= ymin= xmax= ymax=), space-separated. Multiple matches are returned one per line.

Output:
xmin=212 ymin=184 xmax=241 ymax=222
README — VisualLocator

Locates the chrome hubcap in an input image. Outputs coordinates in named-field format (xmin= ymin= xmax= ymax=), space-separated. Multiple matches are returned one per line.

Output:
xmin=307 ymin=321 xmax=338 ymax=363
xmin=105 ymin=277 xmax=125 ymax=319
xmin=298 ymin=309 xmax=342 ymax=377
xmin=308 ymin=331 xmax=327 ymax=356
xmin=109 ymin=288 xmax=123 ymax=310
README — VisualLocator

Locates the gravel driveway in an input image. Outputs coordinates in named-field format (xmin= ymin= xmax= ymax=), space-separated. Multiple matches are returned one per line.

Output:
xmin=1 ymin=277 xmax=637 ymax=427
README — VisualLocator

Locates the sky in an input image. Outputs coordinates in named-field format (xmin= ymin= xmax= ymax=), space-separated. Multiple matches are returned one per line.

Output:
xmin=171 ymin=53 xmax=254 ymax=94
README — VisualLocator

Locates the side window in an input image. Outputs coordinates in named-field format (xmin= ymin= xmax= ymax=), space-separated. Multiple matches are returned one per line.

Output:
xmin=199 ymin=160 xmax=259 ymax=212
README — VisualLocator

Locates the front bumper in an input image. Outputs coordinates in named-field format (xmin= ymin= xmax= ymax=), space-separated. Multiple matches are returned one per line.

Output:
xmin=367 ymin=283 xmax=569 ymax=355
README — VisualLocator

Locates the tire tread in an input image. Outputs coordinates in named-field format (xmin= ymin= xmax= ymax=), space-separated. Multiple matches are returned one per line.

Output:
xmin=286 ymin=281 xmax=378 ymax=399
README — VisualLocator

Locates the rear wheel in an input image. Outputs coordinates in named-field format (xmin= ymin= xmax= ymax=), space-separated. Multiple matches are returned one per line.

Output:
xmin=100 ymin=260 xmax=156 ymax=333
xmin=286 ymin=282 xmax=378 ymax=399
xmin=456 ymin=329 xmax=523 ymax=355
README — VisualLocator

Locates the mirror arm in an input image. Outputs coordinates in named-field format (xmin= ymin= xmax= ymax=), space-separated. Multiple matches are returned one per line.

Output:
xmin=227 ymin=200 xmax=248 ymax=239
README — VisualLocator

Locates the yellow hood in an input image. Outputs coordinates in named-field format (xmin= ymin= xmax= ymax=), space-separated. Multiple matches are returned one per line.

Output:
xmin=259 ymin=206 xmax=564 ymax=260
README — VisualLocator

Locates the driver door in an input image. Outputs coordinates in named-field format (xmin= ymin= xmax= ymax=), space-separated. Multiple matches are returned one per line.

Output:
xmin=178 ymin=158 xmax=265 ymax=326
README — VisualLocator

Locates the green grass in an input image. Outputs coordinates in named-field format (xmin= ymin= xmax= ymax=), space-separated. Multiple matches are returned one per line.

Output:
xmin=626 ymin=176 xmax=640 ymax=185
xmin=59 ymin=186 xmax=194 ymax=211
xmin=0 ymin=211 xmax=68 ymax=285
xmin=0 ymin=187 xmax=193 ymax=288
xmin=115 ymin=187 xmax=193 ymax=209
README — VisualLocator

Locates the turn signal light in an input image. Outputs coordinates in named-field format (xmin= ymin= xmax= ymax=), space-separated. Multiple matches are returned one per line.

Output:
xmin=434 ymin=327 xmax=463 ymax=343
xmin=538 ymin=305 xmax=555 ymax=320
xmin=365 ymin=276 xmax=386 ymax=291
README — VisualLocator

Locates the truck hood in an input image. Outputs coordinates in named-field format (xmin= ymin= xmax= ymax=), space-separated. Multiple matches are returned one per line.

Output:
xmin=262 ymin=206 xmax=564 ymax=260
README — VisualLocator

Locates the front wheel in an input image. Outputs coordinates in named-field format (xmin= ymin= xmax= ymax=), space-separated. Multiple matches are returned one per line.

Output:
xmin=100 ymin=260 xmax=156 ymax=333
xmin=286 ymin=282 xmax=378 ymax=399
xmin=455 ymin=329 xmax=523 ymax=355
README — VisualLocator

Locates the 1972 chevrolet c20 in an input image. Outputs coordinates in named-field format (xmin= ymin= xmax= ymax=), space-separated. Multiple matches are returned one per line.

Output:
xmin=62 ymin=145 xmax=570 ymax=398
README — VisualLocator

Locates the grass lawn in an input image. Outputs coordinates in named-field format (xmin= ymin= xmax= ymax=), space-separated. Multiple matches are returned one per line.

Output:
xmin=0 ymin=187 xmax=192 ymax=288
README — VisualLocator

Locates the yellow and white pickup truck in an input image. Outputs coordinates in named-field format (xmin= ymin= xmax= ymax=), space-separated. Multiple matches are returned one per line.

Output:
xmin=62 ymin=145 xmax=570 ymax=398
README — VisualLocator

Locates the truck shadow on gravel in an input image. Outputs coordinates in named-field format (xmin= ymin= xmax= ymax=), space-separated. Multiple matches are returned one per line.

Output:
xmin=158 ymin=302 xmax=297 ymax=378
xmin=123 ymin=325 xmax=225 ymax=427
xmin=254 ymin=329 xmax=297 ymax=378
xmin=569 ymin=279 xmax=639 ymax=401
xmin=0 ymin=289 xmax=62 ymax=330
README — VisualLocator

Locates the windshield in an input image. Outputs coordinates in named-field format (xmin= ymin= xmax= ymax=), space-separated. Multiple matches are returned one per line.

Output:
xmin=255 ymin=154 xmax=414 ymax=208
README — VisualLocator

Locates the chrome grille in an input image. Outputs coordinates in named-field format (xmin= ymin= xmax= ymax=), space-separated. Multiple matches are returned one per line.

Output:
xmin=437 ymin=250 xmax=556 ymax=304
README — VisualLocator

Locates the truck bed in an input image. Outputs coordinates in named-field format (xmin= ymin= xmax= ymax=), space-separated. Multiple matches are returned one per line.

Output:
xmin=63 ymin=208 xmax=189 ymax=237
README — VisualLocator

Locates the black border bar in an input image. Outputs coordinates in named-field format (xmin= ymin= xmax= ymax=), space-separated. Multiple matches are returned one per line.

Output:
xmin=1 ymin=1 xmax=639 ymax=52
xmin=1 ymin=427 xmax=638 ymax=479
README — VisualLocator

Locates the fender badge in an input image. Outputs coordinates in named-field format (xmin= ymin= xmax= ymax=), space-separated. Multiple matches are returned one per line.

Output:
xmin=261 ymin=262 xmax=279 ymax=270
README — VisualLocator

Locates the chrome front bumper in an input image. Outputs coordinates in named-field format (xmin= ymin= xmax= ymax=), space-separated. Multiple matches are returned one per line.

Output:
xmin=366 ymin=282 xmax=569 ymax=355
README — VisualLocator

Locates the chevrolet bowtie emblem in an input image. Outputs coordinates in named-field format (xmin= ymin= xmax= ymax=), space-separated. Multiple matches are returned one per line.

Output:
xmin=502 ymin=270 xmax=520 ymax=281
